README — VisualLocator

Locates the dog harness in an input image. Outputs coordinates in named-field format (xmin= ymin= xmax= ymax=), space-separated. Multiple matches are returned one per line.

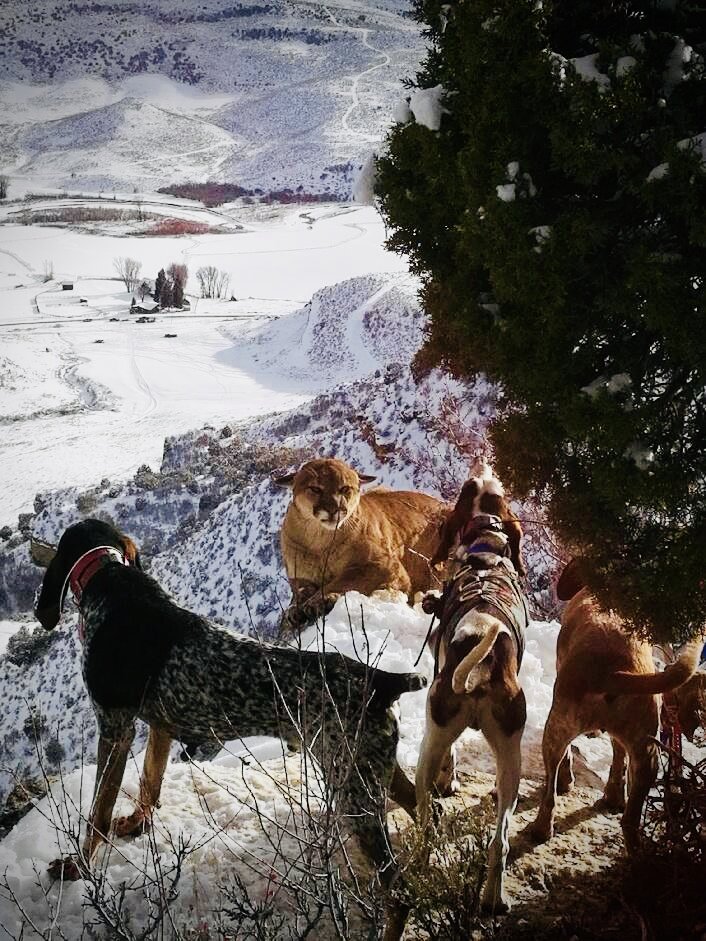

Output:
xmin=427 ymin=515 xmax=529 ymax=674
xmin=62 ymin=546 xmax=127 ymax=643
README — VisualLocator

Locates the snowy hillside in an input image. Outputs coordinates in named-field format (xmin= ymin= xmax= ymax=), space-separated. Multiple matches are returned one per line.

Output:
xmin=0 ymin=1 xmax=424 ymax=196
xmin=0 ymin=267 xmax=504 ymax=804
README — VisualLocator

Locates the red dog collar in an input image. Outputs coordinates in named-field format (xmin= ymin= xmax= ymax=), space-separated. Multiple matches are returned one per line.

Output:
xmin=68 ymin=546 xmax=127 ymax=606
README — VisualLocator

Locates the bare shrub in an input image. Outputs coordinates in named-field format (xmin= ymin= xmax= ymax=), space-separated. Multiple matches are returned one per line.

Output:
xmin=113 ymin=256 xmax=142 ymax=293
xmin=167 ymin=262 xmax=188 ymax=289
xmin=41 ymin=259 xmax=54 ymax=282
xmin=0 ymin=175 xmax=8 ymax=200
xmin=196 ymin=265 xmax=230 ymax=299
xmin=395 ymin=801 xmax=494 ymax=940
xmin=149 ymin=218 xmax=211 ymax=236
xmin=18 ymin=207 xmax=150 ymax=225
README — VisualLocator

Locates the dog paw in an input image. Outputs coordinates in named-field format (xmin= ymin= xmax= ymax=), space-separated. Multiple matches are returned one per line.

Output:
xmin=114 ymin=811 xmax=150 ymax=839
xmin=480 ymin=894 xmax=510 ymax=916
xmin=528 ymin=820 xmax=552 ymax=844
xmin=48 ymin=856 xmax=84 ymax=882
xmin=596 ymin=791 xmax=625 ymax=812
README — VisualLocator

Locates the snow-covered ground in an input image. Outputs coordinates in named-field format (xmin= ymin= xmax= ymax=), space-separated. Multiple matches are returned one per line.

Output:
xmin=0 ymin=592 xmax=573 ymax=939
xmin=0 ymin=2 xmax=424 ymax=197
xmin=0 ymin=203 xmax=410 ymax=527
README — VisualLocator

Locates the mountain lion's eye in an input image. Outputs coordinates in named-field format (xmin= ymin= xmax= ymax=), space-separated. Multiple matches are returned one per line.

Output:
xmin=308 ymin=485 xmax=322 ymax=494
xmin=340 ymin=487 xmax=352 ymax=497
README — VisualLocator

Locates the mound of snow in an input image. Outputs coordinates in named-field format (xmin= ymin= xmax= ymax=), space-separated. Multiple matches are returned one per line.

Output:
xmin=226 ymin=273 xmax=425 ymax=389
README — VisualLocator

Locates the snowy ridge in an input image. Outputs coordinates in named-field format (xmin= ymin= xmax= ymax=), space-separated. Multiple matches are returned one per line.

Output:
xmin=227 ymin=273 xmax=426 ymax=388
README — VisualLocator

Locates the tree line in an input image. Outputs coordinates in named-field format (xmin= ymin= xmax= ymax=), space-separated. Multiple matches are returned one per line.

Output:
xmin=113 ymin=257 xmax=232 ymax=307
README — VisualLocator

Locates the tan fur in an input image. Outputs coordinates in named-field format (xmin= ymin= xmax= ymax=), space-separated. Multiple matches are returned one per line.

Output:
xmin=275 ymin=458 xmax=447 ymax=630
xmin=532 ymin=563 xmax=705 ymax=853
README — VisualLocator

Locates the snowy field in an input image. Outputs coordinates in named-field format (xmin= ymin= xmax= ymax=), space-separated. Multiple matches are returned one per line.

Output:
xmin=0 ymin=592 xmax=568 ymax=938
xmin=0 ymin=202 xmax=409 ymax=527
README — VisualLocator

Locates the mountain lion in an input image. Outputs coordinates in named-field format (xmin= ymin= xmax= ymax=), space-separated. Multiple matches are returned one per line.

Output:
xmin=274 ymin=457 xmax=448 ymax=634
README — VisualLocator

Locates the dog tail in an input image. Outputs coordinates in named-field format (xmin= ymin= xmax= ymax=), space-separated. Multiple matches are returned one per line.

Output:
xmin=371 ymin=670 xmax=427 ymax=708
xmin=605 ymin=634 xmax=704 ymax=696
xmin=451 ymin=622 xmax=504 ymax=694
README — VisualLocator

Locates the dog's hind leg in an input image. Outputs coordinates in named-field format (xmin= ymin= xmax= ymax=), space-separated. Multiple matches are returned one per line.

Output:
xmin=480 ymin=710 xmax=524 ymax=914
xmin=599 ymin=738 xmax=626 ymax=811
xmin=621 ymin=738 xmax=658 ymax=853
xmin=530 ymin=709 xmax=579 ymax=844
xmin=415 ymin=715 xmax=463 ymax=829
xmin=115 ymin=726 xmax=172 ymax=838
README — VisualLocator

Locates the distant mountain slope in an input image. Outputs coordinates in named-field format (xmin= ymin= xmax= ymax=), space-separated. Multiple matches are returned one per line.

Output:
xmin=225 ymin=272 xmax=426 ymax=387
xmin=0 ymin=1 xmax=423 ymax=194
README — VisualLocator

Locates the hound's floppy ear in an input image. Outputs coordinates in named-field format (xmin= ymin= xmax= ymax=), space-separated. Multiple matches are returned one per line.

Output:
xmin=556 ymin=558 xmax=584 ymax=601
xmin=503 ymin=517 xmax=526 ymax=577
xmin=120 ymin=536 xmax=143 ymax=571
xmin=273 ymin=471 xmax=297 ymax=489
xmin=357 ymin=473 xmax=377 ymax=485
xmin=431 ymin=481 xmax=479 ymax=567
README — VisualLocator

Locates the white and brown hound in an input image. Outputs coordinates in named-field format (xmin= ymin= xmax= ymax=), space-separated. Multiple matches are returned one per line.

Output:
xmin=416 ymin=463 xmax=528 ymax=913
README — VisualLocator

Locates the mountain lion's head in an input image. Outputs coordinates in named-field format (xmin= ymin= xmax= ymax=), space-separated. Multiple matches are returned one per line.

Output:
xmin=274 ymin=458 xmax=376 ymax=530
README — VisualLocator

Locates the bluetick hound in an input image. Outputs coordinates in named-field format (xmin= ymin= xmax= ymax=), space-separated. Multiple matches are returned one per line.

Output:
xmin=35 ymin=518 xmax=423 ymax=926
xmin=417 ymin=463 xmax=528 ymax=913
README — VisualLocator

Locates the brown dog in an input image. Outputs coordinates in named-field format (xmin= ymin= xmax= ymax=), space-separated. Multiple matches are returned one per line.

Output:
xmin=531 ymin=559 xmax=705 ymax=852
xmin=416 ymin=462 xmax=529 ymax=913
xmin=275 ymin=457 xmax=447 ymax=633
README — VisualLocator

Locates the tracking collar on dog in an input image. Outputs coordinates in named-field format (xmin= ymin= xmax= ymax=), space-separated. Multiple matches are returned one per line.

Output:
xmin=61 ymin=546 xmax=127 ymax=611
xmin=456 ymin=514 xmax=510 ymax=564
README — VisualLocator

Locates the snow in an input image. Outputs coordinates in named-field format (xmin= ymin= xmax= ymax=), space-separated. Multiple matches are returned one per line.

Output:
xmin=581 ymin=373 xmax=632 ymax=399
xmin=0 ymin=621 xmax=20 ymax=656
xmin=570 ymin=54 xmax=611 ymax=91
xmin=408 ymin=85 xmax=448 ymax=132
xmin=616 ymin=56 xmax=637 ymax=78
xmin=625 ymin=443 xmax=655 ymax=470
xmin=0 ymin=3 xmax=425 ymax=198
xmin=647 ymin=162 xmax=670 ymax=182
xmin=529 ymin=225 xmax=552 ymax=252
xmin=663 ymin=39 xmax=692 ymax=96
xmin=391 ymin=97 xmax=412 ymax=123
xmin=677 ymin=131 xmax=706 ymax=162
xmin=352 ymin=152 xmax=377 ymax=205
xmin=496 ymin=183 xmax=517 ymax=202
xmin=0 ymin=204 xmax=410 ymax=527
xmin=0 ymin=589 xmax=572 ymax=938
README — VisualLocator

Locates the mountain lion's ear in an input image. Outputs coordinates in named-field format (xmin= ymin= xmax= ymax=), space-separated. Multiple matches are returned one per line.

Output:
xmin=357 ymin=473 xmax=377 ymax=485
xmin=273 ymin=472 xmax=297 ymax=489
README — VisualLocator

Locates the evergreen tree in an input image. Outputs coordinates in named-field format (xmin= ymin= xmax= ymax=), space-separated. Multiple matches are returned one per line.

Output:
xmin=173 ymin=280 xmax=184 ymax=309
xmin=377 ymin=0 xmax=706 ymax=644
xmin=154 ymin=268 xmax=166 ymax=302
xmin=159 ymin=279 xmax=174 ymax=309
